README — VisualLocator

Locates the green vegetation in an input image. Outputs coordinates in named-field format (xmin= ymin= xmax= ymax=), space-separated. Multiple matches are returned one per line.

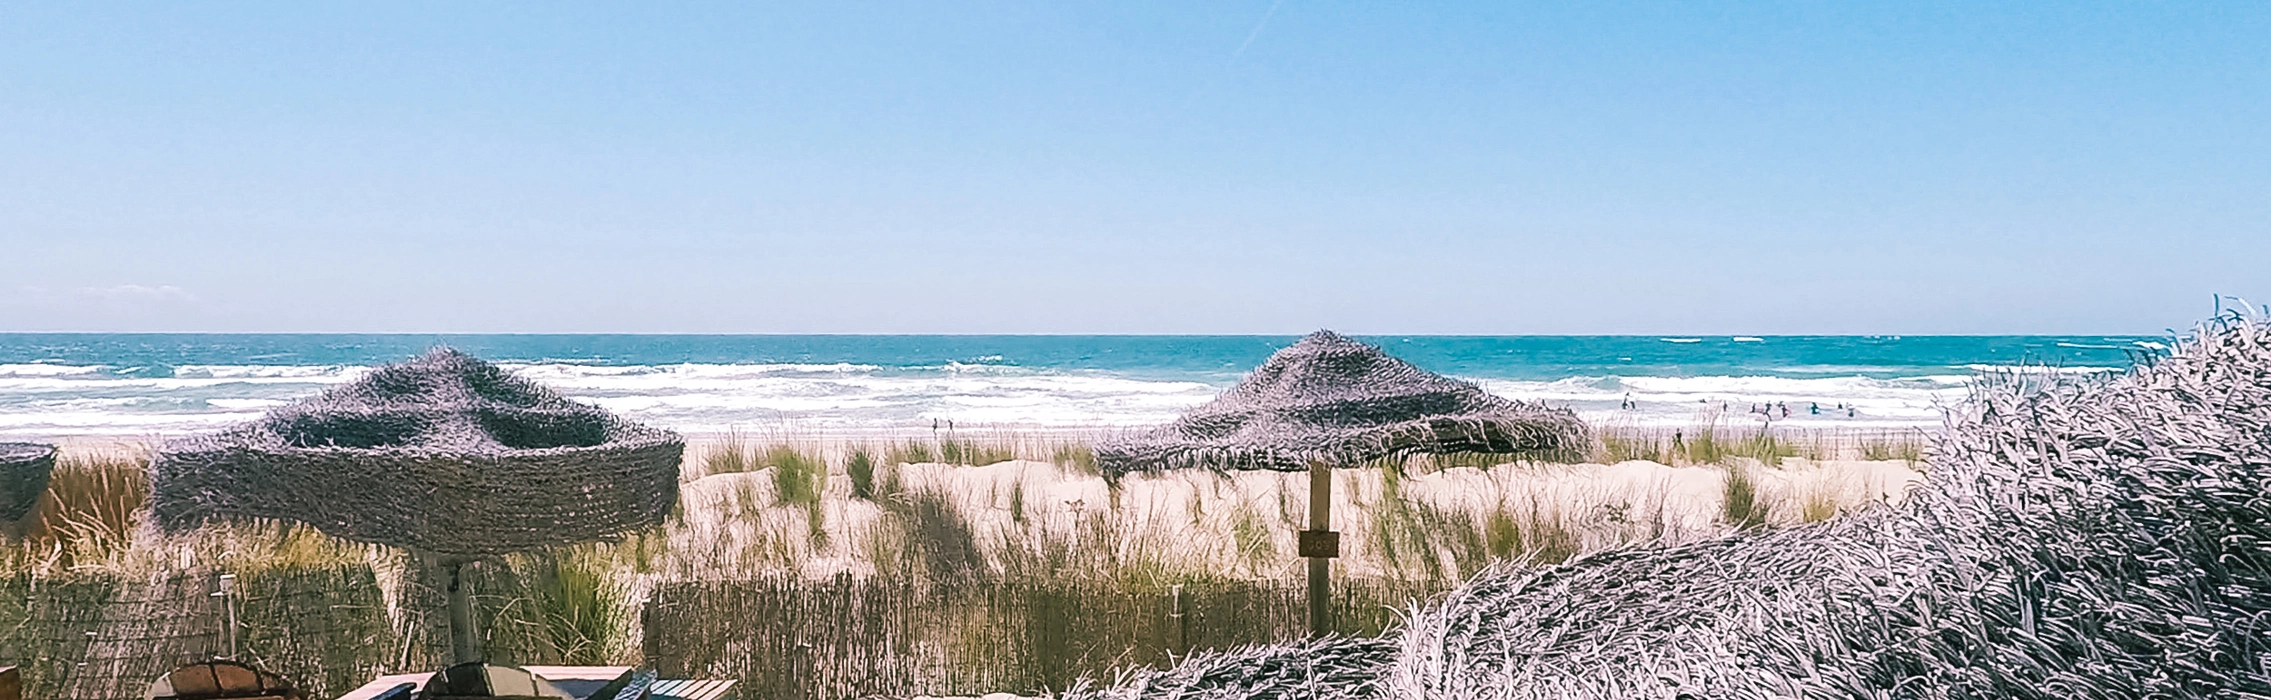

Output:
xmin=513 ymin=545 xmax=632 ymax=665
xmin=1049 ymin=441 xmax=1098 ymax=474
xmin=1722 ymin=462 xmax=1770 ymax=530
xmin=700 ymin=430 xmax=756 ymax=476
xmin=1861 ymin=433 xmax=1927 ymax=463
xmin=845 ymin=444 xmax=879 ymax=499
xmin=767 ymin=444 xmax=827 ymax=506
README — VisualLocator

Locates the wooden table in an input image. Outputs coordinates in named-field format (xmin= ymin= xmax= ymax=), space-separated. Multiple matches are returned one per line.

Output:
xmin=335 ymin=666 xmax=733 ymax=700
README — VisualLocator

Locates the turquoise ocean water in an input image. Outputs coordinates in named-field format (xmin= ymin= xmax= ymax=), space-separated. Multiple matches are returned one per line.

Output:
xmin=0 ymin=334 xmax=2160 ymax=440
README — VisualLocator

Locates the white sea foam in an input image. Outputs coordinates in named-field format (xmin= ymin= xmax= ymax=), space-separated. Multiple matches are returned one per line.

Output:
xmin=0 ymin=364 xmax=110 ymax=377
xmin=0 ymin=360 xmax=1994 ymax=440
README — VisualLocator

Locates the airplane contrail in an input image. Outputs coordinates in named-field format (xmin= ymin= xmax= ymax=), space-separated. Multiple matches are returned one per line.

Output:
xmin=1177 ymin=0 xmax=1291 ymax=114
xmin=1227 ymin=0 xmax=1289 ymax=66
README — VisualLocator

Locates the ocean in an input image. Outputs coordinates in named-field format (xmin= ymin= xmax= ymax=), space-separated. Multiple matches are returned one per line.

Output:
xmin=0 ymin=333 xmax=2160 ymax=441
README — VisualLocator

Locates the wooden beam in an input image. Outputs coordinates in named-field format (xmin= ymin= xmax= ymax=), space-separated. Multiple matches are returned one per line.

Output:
xmin=1306 ymin=461 xmax=1334 ymax=637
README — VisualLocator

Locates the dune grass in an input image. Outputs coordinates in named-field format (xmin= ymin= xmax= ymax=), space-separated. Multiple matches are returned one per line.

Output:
xmin=0 ymin=427 xmax=1928 ymax=699
xmin=16 ymin=449 xmax=150 ymax=569
xmin=3 ymin=425 xmax=1925 ymax=586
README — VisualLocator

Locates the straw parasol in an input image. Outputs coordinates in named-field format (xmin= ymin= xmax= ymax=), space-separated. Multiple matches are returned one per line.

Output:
xmin=1096 ymin=330 xmax=1586 ymax=475
xmin=149 ymin=348 xmax=684 ymax=664
xmin=1097 ymin=330 xmax=1587 ymax=637
xmin=0 ymin=442 xmax=57 ymax=524
xmin=149 ymin=349 xmax=682 ymax=556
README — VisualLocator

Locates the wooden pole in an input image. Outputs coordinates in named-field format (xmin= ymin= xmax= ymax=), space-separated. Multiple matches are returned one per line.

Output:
xmin=445 ymin=559 xmax=483 ymax=664
xmin=1305 ymin=461 xmax=1334 ymax=637
xmin=1169 ymin=583 xmax=1189 ymax=656
xmin=214 ymin=573 xmax=238 ymax=659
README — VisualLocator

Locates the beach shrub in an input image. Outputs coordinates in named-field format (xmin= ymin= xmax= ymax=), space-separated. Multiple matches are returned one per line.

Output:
xmin=1720 ymin=462 xmax=1770 ymax=530
xmin=887 ymin=439 xmax=936 ymax=466
xmin=768 ymin=444 xmax=825 ymax=506
xmin=845 ymin=445 xmax=878 ymax=500
xmin=938 ymin=437 xmax=1016 ymax=467
xmin=1860 ymin=434 xmax=1925 ymax=463
xmin=1597 ymin=430 xmax=1668 ymax=464
xmin=518 ymin=546 xmax=630 ymax=665
xmin=700 ymin=431 xmax=754 ymax=476
xmin=1049 ymin=441 xmax=1098 ymax=475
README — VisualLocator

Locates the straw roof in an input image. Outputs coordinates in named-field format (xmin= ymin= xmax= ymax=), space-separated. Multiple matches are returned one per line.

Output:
xmin=1095 ymin=331 xmax=1586 ymax=474
xmin=149 ymin=349 xmax=683 ymax=556
xmin=0 ymin=442 xmax=56 ymax=523
xmin=1070 ymin=314 xmax=2271 ymax=699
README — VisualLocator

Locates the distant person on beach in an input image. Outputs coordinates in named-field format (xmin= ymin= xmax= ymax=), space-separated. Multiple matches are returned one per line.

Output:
xmin=1810 ymin=402 xmax=1820 ymax=415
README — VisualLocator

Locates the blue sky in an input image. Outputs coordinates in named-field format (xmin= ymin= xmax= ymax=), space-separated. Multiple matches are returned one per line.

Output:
xmin=3 ymin=2 xmax=2265 ymax=334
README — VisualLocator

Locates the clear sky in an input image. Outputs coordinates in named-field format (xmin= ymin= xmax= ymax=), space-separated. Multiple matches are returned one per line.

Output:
xmin=3 ymin=2 xmax=2265 ymax=334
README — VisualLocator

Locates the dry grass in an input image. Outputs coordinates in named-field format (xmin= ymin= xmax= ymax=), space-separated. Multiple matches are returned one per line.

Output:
xmin=1 ymin=426 xmax=1924 ymax=588
xmin=0 ymin=427 xmax=1928 ymax=700
xmin=1 ymin=445 xmax=372 ymax=578
xmin=15 ymin=449 xmax=149 ymax=569
xmin=649 ymin=427 xmax=1922 ymax=589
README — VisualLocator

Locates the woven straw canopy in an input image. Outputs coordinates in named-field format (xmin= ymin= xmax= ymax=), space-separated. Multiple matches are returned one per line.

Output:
xmin=0 ymin=442 xmax=57 ymax=523
xmin=150 ymin=349 xmax=683 ymax=556
xmin=1096 ymin=331 xmax=1586 ymax=475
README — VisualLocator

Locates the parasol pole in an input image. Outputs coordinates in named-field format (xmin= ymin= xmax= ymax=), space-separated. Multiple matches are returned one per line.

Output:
xmin=1301 ymin=461 xmax=1339 ymax=637
xmin=441 ymin=556 xmax=483 ymax=664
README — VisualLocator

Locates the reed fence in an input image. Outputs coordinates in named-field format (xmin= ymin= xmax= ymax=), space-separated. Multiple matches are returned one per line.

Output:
xmin=0 ymin=564 xmax=1449 ymax=700
xmin=0 ymin=566 xmax=390 ymax=700
xmin=645 ymin=576 xmax=1451 ymax=700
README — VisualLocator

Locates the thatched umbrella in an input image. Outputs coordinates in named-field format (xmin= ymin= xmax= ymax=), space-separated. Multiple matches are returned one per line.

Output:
xmin=0 ymin=442 xmax=57 ymax=524
xmin=1069 ymin=315 xmax=2271 ymax=699
xmin=1097 ymin=330 xmax=1586 ymax=636
xmin=150 ymin=349 xmax=684 ymax=664
xmin=1098 ymin=331 xmax=1584 ymax=475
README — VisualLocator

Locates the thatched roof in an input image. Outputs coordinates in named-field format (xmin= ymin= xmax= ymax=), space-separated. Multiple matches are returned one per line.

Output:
xmin=1069 ymin=315 xmax=2271 ymax=699
xmin=0 ymin=442 xmax=56 ymax=522
xmin=150 ymin=349 xmax=683 ymax=556
xmin=1095 ymin=331 xmax=1587 ymax=475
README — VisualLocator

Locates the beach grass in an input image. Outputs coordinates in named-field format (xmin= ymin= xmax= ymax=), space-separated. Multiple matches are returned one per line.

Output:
xmin=16 ymin=448 xmax=151 ymax=570
xmin=3 ymin=425 xmax=1928 ymax=584
xmin=0 ymin=426 xmax=1930 ymax=698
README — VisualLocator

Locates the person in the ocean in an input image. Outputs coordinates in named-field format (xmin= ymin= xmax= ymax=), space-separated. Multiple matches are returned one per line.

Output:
xmin=1810 ymin=402 xmax=1820 ymax=415
xmin=1848 ymin=406 xmax=1857 ymax=418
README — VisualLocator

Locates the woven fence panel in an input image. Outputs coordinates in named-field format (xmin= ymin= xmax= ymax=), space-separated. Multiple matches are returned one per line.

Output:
xmin=645 ymin=577 xmax=1448 ymax=700
xmin=0 ymin=566 xmax=397 ymax=700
